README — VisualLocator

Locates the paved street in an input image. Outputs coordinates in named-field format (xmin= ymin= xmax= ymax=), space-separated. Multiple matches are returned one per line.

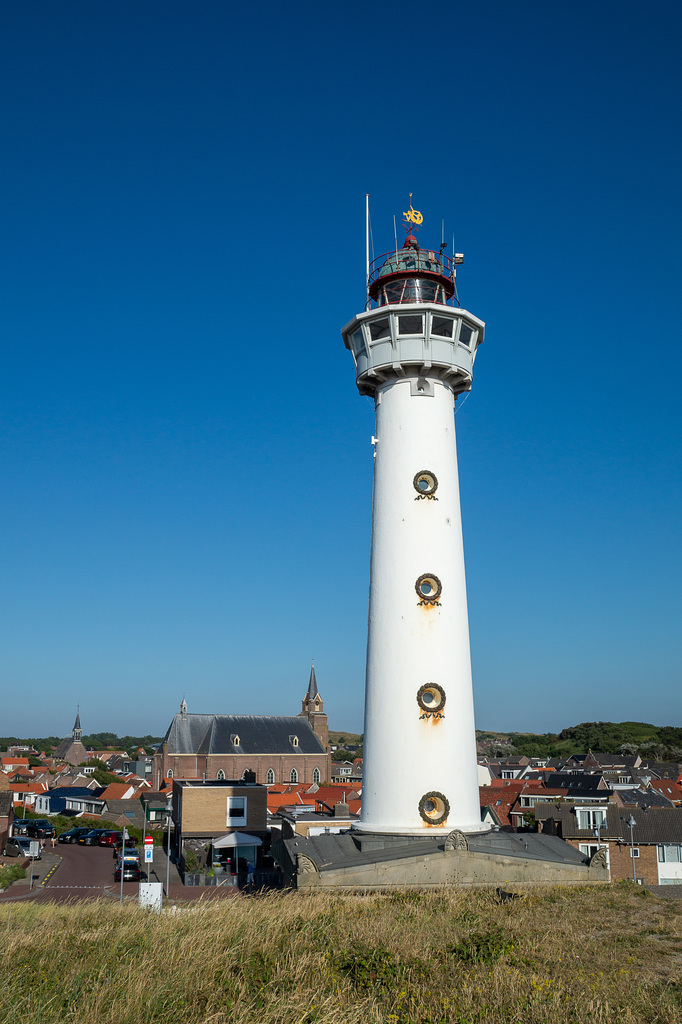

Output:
xmin=0 ymin=841 xmax=245 ymax=904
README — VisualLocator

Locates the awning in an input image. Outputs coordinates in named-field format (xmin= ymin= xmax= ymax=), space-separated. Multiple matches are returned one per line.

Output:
xmin=212 ymin=832 xmax=263 ymax=849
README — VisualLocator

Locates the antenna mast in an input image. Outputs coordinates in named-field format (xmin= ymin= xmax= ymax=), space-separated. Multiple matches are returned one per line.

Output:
xmin=365 ymin=194 xmax=370 ymax=306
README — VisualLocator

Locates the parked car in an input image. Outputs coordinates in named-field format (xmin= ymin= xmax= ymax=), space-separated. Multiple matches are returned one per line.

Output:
xmin=78 ymin=829 xmax=108 ymax=846
xmin=114 ymin=855 xmax=141 ymax=882
xmin=98 ymin=830 xmax=122 ymax=848
xmin=58 ymin=827 xmax=92 ymax=844
xmin=11 ymin=819 xmax=31 ymax=836
xmin=4 ymin=836 xmax=41 ymax=860
xmin=112 ymin=836 xmax=138 ymax=857
xmin=25 ymin=819 xmax=56 ymax=839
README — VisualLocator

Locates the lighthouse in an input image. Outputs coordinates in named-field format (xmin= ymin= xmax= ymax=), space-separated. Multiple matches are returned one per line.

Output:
xmin=341 ymin=203 xmax=488 ymax=836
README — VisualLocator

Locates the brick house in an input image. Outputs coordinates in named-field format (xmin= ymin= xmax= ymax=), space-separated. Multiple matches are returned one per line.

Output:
xmin=0 ymin=792 xmax=13 ymax=853
xmin=172 ymin=778 xmax=268 ymax=873
xmin=154 ymin=669 xmax=330 ymax=787
xmin=534 ymin=801 xmax=682 ymax=885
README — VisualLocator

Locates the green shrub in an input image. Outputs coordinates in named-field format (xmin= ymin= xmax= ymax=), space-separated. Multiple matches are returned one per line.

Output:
xmin=184 ymin=849 xmax=199 ymax=873
xmin=0 ymin=864 xmax=26 ymax=889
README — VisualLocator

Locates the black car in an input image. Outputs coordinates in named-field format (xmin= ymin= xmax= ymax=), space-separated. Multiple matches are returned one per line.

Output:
xmin=78 ymin=829 xmax=108 ymax=846
xmin=58 ymin=827 xmax=92 ymax=844
xmin=26 ymin=819 xmax=56 ymax=839
xmin=114 ymin=856 xmax=141 ymax=882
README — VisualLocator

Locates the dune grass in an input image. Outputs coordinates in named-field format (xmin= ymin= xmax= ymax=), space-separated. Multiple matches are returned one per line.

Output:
xmin=0 ymin=883 xmax=680 ymax=1023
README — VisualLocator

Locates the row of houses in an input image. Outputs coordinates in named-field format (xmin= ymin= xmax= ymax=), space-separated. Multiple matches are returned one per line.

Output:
xmin=478 ymin=749 xmax=682 ymax=886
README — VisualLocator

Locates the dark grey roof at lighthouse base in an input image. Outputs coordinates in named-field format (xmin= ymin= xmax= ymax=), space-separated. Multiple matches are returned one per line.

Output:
xmin=162 ymin=714 xmax=326 ymax=756
xmin=272 ymin=829 xmax=609 ymax=890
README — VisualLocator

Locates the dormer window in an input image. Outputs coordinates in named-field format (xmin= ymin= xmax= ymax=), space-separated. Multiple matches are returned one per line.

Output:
xmin=231 ymin=734 xmax=240 ymax=748
xmin=289 ymin=735 xmax=299 ymax=748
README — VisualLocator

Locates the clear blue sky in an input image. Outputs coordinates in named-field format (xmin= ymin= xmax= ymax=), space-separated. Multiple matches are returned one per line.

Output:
xmin=2 ymin=1 xmax=681 ymax=739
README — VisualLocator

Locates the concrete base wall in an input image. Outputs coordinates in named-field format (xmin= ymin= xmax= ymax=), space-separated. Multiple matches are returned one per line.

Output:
xmin=294 ymin=848 xmax=608 ymax=890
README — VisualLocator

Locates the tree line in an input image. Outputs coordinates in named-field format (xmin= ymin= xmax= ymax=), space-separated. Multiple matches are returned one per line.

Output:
xmin=0 ymin=733 xmax=162 ymax=755
xmin=502 ymin=721 xmax=682 ymax=760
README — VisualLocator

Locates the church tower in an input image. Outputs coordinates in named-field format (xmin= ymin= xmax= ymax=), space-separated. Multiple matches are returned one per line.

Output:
xmin=299 ymin=661 xmax=329 ymax=748
xmin=72 ymin=707 xmax=82 ymax=743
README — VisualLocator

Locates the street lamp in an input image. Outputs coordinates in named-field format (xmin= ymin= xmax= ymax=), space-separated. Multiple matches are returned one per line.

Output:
xmin=627 ymin=814 xmax=637 ymax=882
xmin=165 ymin=794 xmax=173 ymax=900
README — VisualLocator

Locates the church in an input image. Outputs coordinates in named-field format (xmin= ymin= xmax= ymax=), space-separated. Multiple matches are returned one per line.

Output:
xmin=153 ymin=665 xmax=330 ymax=788
xmin=52 ymin=709 xmax=88 ymax=766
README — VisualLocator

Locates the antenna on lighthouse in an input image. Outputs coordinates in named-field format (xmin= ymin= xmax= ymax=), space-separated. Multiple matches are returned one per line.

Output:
xmin=365 ymin=194 xmax=370 ymax=306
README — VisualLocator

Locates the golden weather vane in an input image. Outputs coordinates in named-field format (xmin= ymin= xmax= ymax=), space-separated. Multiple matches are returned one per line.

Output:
xmin=403 ymin=193 xmax=423 ymax=226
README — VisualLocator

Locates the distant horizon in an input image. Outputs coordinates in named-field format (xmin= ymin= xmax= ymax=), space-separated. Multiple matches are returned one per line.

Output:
xmin=3 ymin=716 xmax=681 ymax=747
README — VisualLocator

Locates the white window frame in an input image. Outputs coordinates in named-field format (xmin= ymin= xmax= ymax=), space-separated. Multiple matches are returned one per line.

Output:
xmin=266 ymin=768 xmax=275 ymax=785
xmin=227 ymin=796 xmax=247 ymax=826
xmin=577 ymin=808 xmax=606 ymax=831
xmin=658 ymin=844 xmax=682 ymax=863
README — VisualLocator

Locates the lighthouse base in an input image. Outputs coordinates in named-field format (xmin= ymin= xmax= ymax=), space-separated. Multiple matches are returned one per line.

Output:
xmin=272 ymin=829 xmax=609 ymax=890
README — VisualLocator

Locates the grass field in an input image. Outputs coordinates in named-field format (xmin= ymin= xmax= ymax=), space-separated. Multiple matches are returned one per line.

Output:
xmin=1 ymin=883 xmax=680 ymax=1023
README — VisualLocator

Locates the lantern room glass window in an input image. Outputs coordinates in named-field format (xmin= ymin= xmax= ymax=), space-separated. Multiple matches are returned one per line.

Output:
xmin=431 ymin=316 xmax=454 ymax=338
xmin=398 ymin=315 xmax=423 ymax=335
xmin=377 ymin=279 xmax=447 ymax=305
xmin=349 ymin=328 xmax=365 ymax=355
xmin=369 ymin=318 xmax=390 ymax=341
xmin=459 ymin=323 xmax=476 ymax=348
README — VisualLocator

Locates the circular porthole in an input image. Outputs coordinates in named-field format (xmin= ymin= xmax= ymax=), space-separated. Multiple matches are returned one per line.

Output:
xmin=417 ymin=683 xmax=446 ymax=713
xmin=419 ymin=791 xmax=450 ymax=826
xmin=415 ymin=573 xmax=442 ymax=602
xmin=413 ymin=470 xmax=438 ymax=496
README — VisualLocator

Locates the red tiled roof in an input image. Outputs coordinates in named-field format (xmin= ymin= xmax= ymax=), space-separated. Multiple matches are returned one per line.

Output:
xmin=650 ymin=779 xmax=682 ymax=803
xmin=100 ymin=783 xmax=134 ymax=800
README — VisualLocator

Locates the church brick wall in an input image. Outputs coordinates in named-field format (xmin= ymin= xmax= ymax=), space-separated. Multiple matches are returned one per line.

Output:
xmin=155 ymin=749 xmax=330 ymax=788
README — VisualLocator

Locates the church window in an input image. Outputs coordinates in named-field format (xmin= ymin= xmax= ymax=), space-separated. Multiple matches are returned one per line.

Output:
xmin=313 ymin=768 xmax=321 ymax=784
xmin=266 ymin=768 xmax=275 ymax=785
xmin=167 ymin=770 xmax=173 ymax=778
xmin=242 ymin=768 xmax=252 ymax=780
xmin=216 ymin=769 xmax=225 ymax=781
xmin=290 ymin=768 xmax=298 ymax=783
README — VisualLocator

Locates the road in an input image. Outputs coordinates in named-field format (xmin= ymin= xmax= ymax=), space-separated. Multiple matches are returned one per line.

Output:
xmin=0 ymin=840 xmax=242 ymax=903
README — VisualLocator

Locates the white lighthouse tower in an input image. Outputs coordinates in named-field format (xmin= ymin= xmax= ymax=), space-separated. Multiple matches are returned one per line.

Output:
xmin=342 ymin=203 xmax=488 ymax=836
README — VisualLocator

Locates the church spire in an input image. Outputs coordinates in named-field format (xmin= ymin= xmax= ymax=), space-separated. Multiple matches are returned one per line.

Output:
xmin=300 ymin=661 xmax=328 ymax=747
xmin=72 ymin=705 xmax=82 ymax=742
xmin=306 ymin=660 xmax=319 ymax=702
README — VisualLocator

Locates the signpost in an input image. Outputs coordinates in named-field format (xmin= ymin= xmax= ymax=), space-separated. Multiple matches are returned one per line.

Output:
xmin=119 ymin=828 xmax=127 ymax=903
xmin=29 ymin=841 xmax=39 ymax=889
xmin=144 ymin=835 xmax=154 ymax=867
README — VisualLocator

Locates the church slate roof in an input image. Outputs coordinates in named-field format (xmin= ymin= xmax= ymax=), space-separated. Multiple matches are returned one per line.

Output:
xmin=306 ymin=663 xmax=319 ymax=702
xmin=163 ymin=714 xmax=326 ymax=756
xmin=52 ymin=738 xmax=88 ymax=764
